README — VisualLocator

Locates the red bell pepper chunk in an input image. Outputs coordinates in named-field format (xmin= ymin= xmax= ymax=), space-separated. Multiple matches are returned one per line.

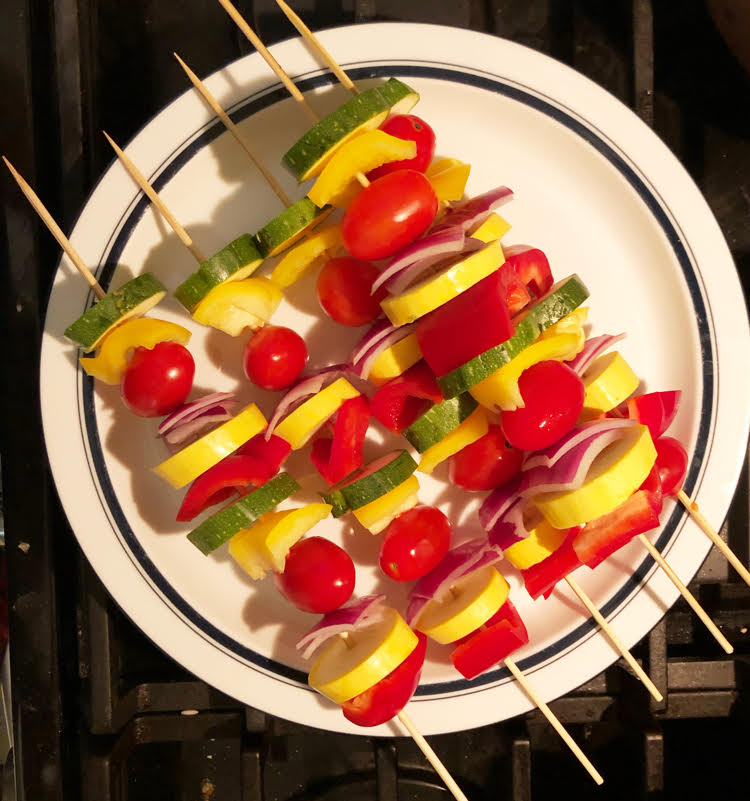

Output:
xmin=522 ymin=527 xmax=583 ymax=600
xmin=236 ymin=432 xmax=292 ymax=474
xmin=342 ymin=632 xmax=427 ymax=727
xmin=610 ymin=391 xmax=682 ymax=440
xmin=573 ymin=467 xmax=663 ymax=569
xmin=450 ymin=600 xmax=529 ymax=680
xmin=654 ymin=436 xmax=688 ymax=496
xmin=176 ymin=454 xmax=276 ymax=522
xmin=416 ymin=267 xmax=516 ymax=377
xmin=311 ymin=396 xmax=371 ymax=485
xmin=370 ymin=360 xmax=443 ymax=433
xmin=503 ymin=245 xmax=554 ymax=300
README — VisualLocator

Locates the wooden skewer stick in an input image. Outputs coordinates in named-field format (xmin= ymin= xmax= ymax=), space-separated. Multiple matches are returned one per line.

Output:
xmin=504 ymin=656 xmax=604 ymax=785
xmin=637 ymin=533 xmax=733 ymax=654
xmin=274 ymin=0 xmax=359 ymax=95
xmin=173 ymin=53 xmax=293 ymax=208
xmin=396 ymin=711 xmax=471 ymax=801
xmin=3 ymin=156 xmax=106 ymax=299
xmin=216 ymin=0 xmax=319 ymax=123
xmin=564 ymin=576 xmax=663 ymax=702
xmin=102 ymin=132 xmax=206 ymax=263
xmin=676 ymin=489 xmax=750 ymax=588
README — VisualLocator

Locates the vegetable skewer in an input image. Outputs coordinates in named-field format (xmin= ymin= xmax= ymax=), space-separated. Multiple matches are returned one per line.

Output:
xmin=3 ymin=156 xmax=106 ymax=299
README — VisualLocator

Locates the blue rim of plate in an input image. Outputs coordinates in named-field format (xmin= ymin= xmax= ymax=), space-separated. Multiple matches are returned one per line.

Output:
xmin=75 ymin=60 xmax=714 ymax=698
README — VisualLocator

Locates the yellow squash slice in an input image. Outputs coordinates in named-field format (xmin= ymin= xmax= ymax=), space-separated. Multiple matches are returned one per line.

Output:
xmin=580 ymin=352 xmax=640 ymax=420
xmin=193 ymin=277 xmax=283 ymax=336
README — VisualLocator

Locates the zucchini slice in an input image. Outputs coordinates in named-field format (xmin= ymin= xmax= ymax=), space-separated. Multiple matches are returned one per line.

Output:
xmin=253 ymin=198 xmax=332 ymax=258
xmin=282 ymin=87 xmax=391 ymax=181
xmin=322 ymin=450 xmax=418 ymax=514
xmin=437 ymin=274 xmax=590 ymax=398
xmin=174 ymin=234 xmax=263 ymax=314
xmin=378 ymin=77 xmax=420 ymax=115
xmin=403 ymin=394 xmax=479 ymax=453
xmin=352 ymin=474 xmax=420 ymax=535
xmin=65 ymin=273 xmax=167 ymax=351
xmin=187 ymin=472 xmax=300 ymax=555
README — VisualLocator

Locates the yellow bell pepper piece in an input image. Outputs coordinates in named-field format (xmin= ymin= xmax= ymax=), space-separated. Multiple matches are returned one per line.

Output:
xmin=470 ymin=213 xmax=512 ymax=244
xmin=79 ymin=317 xmax=191 ymax=385
xmin=352 ymin=474 xmax=420 ymax=534
xmin=153 ymin=403 xmax=267 ymax=489
xmin=428 ymin=161 xmax=471 ymax=202
xmin=417 ymin=406 xmax=489 ymax=474
xmin=426 ymin=158 xmax=464 ymax=176
xmin=309 ymin=607 xmax=418 ymax=704
xmin=504 ymin=518 xmax=568 ymax=570
xmin=536 ymin=424 xmax=657 ymax=528
xmin=579 ymin=352 xmax=640 ymax=420
xmin=415 ymin=566 xmax=509 ymax=644
xmin=271 ymin=225 xmax=341 ymax=289
xmin=381 ymin=240 xmax=505 ymax=326
xmin=275 ymin=378 xmax=360 ymax=450
xmin=368 ymin=333 xmax=422 ymax=386
xmin=307 ymin=130 xmax=416 ymax=208
xmin=228 ymin=503 xmax=332 ymax=579
xmin=470 ymin=332 xmax=581 ymax=412
xmin=193 ymin=277 xmax=283 ymax=336
xmin=539 ymin=307 xmax=589 ymax=353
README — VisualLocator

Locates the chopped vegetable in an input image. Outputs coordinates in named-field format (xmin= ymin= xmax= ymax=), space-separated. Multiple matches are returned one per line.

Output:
xmin=370 ymin=361 xmax=443 ymax=434
xmin=310 ymin=395 xmax=370 ymax=485
xmin=192 ymin=277 xmax=283 ymax=336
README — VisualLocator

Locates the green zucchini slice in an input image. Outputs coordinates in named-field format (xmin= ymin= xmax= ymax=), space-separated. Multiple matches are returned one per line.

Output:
xmin=65 ymin=272 xmax=167 ymax=351
xmin=187 ymin=472 xmax=300 ymax=555
xmin=403 ymin=394 xmax=479 ymax=453
xmin=377 ymin=77 xmax=420 ymax=115
xmin=437 ymin=274 xmax=590 ymax=398
xmin=174 ymin=234 xmax=263 ymax=314
xmin=253 ymin=198 xmax=332 ymax=258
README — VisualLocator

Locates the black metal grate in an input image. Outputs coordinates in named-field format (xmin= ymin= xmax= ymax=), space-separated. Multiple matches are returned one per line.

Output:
xmin=2 ymin=1 xmax=750 ymax=800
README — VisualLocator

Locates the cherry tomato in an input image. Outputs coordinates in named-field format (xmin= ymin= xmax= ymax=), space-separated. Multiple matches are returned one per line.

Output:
xmin=342 ymin=632 xmax=427 ymax=727
xmin=449 ymin=424 xmax=524 ymax=491
xmin=120 ymin=341 xmax=194 ymax=417
xmin=243 ymin=325 xmax=307 ymax=391
xmin=654 ymin=436 xmax=688 ymax=496
xmin=316 ymin=256 xmax=387 ymax=326
xmin=500 ymin=360 xmax=584 ymax=451
xmin=379 ymin=506 xmax=452 ymax=582
xmin=366 ymin=115 xmax=436 ymax=181
xmin=342 ymin=170 xmax=438 ymax=261
xmin=274 ymin=536 xmax=355 ymax=613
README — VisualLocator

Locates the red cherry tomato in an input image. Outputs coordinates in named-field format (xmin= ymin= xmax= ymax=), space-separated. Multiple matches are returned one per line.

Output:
xmin=366 ymin=115 xmax=436 ymax=181
xmin=379 ymin=506 xmax=452 ymax=582
xmin=120 ymin=341 xmax=194 ymax=417
xmin=274 ymin=537 xmax=355 ymax=613
xmin=342 ymin=170 xmax=438 ymax=261
xmin=654 ymin=436 xmax=688 ymax=496
xmin=316 ymin=256 xmax=387 ymax=326
xmin=449 ymin=424 xmax=524 ymax=491
xmin=342 ymin=633 xmax=427 ymax=727
xmin=242 ymin=325 xmax=307 ymax=391
xmin=500 ymin=360 xmax=584 ymax=451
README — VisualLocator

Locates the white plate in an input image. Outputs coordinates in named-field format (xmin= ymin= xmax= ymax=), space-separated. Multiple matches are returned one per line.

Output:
xmin=40 ymin=22 xmax=750 ymax=736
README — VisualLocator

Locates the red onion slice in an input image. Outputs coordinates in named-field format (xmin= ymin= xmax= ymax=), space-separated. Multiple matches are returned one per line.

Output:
xmin=406 ymin=539 xmax=503 ymax=627
xmin=520 ymin=424 xmax=637 ymax=498
xmin=487 ymin=498 xmax=531 ymax=551
xmin=372 ymin=227 xmax=466 ymax=295
xmin=350 ymin=323 xmax=417 ymax=380
xmin=349 ymin=318 xmax=396 ymax=366
xmin=296 ymin=594 xmax=387 ymax=660
xmin=265 ymin=365 xmax=345 ymax=441
xmin=158 ymin=391 xmax=235 ymax=437
xmin=432 ymin=186 xmax=514 ymax=234
xmin=568 ymin=333 xmax=626 ymax=376
xmin=386 ymin=238 xmax=486 ymax=296
xmin=162 ymin=412 xmax=235 ymax=453
xmin=478 ymin=476 xmax=523 ymax=532
xmin=522 ymin=418 xmax=636 ymax=471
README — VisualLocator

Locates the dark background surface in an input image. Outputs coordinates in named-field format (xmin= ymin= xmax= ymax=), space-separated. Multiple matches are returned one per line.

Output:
xmin=1 ymin=1 xmax=750 ymax=800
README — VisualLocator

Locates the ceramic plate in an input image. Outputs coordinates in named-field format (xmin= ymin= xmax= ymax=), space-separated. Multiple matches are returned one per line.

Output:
xmin=40 ymin=23 xmax=750 ymax=736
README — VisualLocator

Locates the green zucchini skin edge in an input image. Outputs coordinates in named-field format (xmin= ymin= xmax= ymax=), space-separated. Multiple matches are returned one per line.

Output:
xmin=321 ymin=450 xmax=418 ymax=514
xmin=65 ymin=273 xmax=167 ymax=350
xmin=403 ymin=394 xmax=479 ymax=453
xmin=187 ymin=472 xmax=300 ymax=555
xmin=253 ymin=198 xmax=327 ymax=258
xmin=174 ymin=234 xmax=262 ymax=313
xmin=436 ymin=274 xmax=590 ymax=398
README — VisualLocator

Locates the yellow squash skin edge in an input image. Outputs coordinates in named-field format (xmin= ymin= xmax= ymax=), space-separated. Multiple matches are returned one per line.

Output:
xmin=504 ymin=519 xmax=568 ymax=570
xmin=535 ymin=424 xmax=657 ymax=528
xmin=308 ymin=608 xmax=418 ymax=704
xmin=368 ymin=333 xmax=422 ymax=385
xmin=579 ymin=351 xmax=640 ymax=420
xmin=153 ymin=403 xmax=268 ymax=489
